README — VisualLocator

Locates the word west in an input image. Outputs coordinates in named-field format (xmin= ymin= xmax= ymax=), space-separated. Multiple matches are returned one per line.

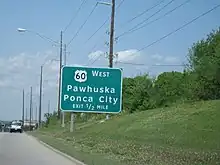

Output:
xmin=92 ymin=70 xmax=110 ymax=77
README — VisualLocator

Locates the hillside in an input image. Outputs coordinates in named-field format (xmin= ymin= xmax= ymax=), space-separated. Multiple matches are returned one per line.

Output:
xmin=31 ymin=100 xmax=220 ymax=165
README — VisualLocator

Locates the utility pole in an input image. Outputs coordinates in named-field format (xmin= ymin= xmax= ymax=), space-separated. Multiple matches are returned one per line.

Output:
xmin=25 ymin=107 xmax=28 ymax=120
xmin=109 ymin=0 xmax=115 ymax=68
xmin=31 ymin=103 xmax=34 ymax=123
xmin=106 ymin=0 xmax=115 ymax=120
xmin=22 ymin=89 xmax=25 ymax=123
xmin=48 ymin=100 xmax=50 ymax=114
xmin=39 ymin=65 xmax=43 ymax=128
xmin=62 ymin=44 xmax=66 ymax=128
xmin=70 ymin=113 xmax=74 ymax=132
xmin=29 ymin=86 xmax=32 ymax=131
xmin=64 ymin=44 xmax=67 ymax=65
xmin=35 ymin=105 xmax=38 ymax=121
xmin=57 ymin=31 xmax=63 ymax=120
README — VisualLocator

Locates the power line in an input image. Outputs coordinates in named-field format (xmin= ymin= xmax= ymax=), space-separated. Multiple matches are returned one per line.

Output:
xmin=84 ymin=19 xmax=109 ymax=44
xmin=86 ymin=0 xmax=174 ymax=65
xmin=87 ymin=52 xmax=105 ymax=65
xmin=84 ymin=0 xmax=126 ymax=44
xmin=119 ymin=0 xmax=166 ymax=28
xmin=85 ymin=0 xmax=126 ymax=65
xmin=116 ymin=61 xmax=185 ymax=66
xmin=85 ymin=36 xmax=107 ymax=66
xmin=137 ymin=4 xmax=220 ymax=53
xmin=85 ymin=43 xmax=101 ymax=65
xmin=119 ymin=3 xmax=220 ymax=59
xmin=117 ymin=0 xmax=126 ymax=9
xmin=30 ymin=31 xmax=59 ymax=45
xmin=63 ymin=0 xmax=88 ymax=33
xmin=67 ymin=3 xmax=98 ymax=47
xmin=116 ymin=0 xmax=176 ymax=39
xmin=85 ymin=0 xmax=163 ymax=44
xmin=116 ymin=0 xmax=191 ymax=40
xmin=89 ymin=42 xmax=100 ymax=54
xmin=86 ymin=44 xmax=107 ymax=66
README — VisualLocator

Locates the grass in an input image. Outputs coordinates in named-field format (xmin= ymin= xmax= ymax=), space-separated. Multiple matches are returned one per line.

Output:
xmin=31 ymin=100 xmax=220 ymax=165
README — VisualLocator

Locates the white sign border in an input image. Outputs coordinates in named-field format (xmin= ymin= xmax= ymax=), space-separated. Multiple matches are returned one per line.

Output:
xmin=59 ymin=65 xmax=123 ymax=114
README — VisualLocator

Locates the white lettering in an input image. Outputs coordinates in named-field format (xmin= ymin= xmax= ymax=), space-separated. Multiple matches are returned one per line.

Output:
xmin=73 ymin=104 xmax=84 ymax=109
xmin=98 ymin=96 xmax=118 ymax=105
xmin=64 ymin=95 xmax=69 ymax=101
xmin=73 ymin=86 xmax=78 ymax=92
xmin=92 ymin=70 xmax=110 ymax=77
xmin=113 ymin=98 xmax=118 ymax=105
xmin=63 ymin=94 xmax=93 ymax=103
xmin=96 ymin=105 xmax=108 ymax=110
xmin=83 ymin=97 xmax=87 ymax=102
xmin=104 ymin=87 xmax=109 ymax=93
xmin=99 ymin=96 xmax=104 ymax=103
xmin=92 ymin=70 xmax=99 ymax=76
xmin=70 ymin=96 xmax=75 ymax=101
xmin=110 ymin=88 xmax=115 ymax=93
xmin=66 ymin=85 xmax=115 ymax=94
xmin=100 ymin=87 xmax=104 ymax=93
xmin=79 ymin=86 xmax=86 ymax=92
xmin=67 ymin=85 xmax=72 ymax=91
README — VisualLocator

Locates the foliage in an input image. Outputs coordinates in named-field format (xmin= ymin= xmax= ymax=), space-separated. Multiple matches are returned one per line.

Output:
xmin=39 ymin=27 xmax=220 ymax=165
xmin=44 ymin=27 xmax=220 ymax=123
xmin=43 ymin=111 xmax=58 ymax=127
xmin=35 ymin=100 xmax=220 ymax=165
xmin=187 ymin=28 xmax=220 ymax=100
xmin=120 ymin=27 xmax=220 ymax=113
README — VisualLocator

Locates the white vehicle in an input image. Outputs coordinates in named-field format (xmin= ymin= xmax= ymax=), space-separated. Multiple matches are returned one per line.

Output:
xmin=10 ymin=121 xmax=23 ymax=133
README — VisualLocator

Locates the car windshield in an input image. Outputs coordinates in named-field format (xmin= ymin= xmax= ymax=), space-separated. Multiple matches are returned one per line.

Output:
xmin=12 ymin=123 xmax=21 ymax=126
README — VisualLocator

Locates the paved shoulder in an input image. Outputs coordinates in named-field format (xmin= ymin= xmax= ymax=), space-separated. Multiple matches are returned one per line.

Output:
xmin=0 ymin=132 xmax=79 ymax=165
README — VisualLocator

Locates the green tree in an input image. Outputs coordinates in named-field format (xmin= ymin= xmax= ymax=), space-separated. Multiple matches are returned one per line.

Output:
xmin=187 ymin=28 xmax=220 ymax=100
xmin=154 ymin=71 xmax=186 ymax=106
xmin=122 ymin=74 xmax=154 ymax=113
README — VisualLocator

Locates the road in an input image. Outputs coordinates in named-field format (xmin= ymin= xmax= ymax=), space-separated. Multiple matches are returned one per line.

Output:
xmin=0 ymin=132 xmax=79 ymax=165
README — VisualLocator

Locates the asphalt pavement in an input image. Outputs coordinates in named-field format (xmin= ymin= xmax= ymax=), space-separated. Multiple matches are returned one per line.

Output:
xmin=0 ymin=132 xmax=79 ymax=165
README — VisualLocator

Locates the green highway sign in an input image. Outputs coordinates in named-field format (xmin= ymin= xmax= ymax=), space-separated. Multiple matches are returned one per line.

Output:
xmin=60 ymin=66 xmax=123 ymax=113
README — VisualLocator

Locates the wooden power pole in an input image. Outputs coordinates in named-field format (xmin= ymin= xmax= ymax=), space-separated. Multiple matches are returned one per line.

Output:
xmin=109 ymin=0 xmax=115 ymax=68
xmin=106 ymin=0 xmax=116 ymax=120
xmin=29 ymin=86 xmax=32 ymax=131
xmin=57 ymin=31 xmax=63 ymax=120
